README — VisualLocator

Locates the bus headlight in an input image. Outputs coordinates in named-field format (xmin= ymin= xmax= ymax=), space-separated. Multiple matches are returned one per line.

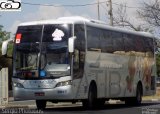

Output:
xmin=13 ymin=82 xmax=24 ymax=88
xmin=55 ymin=80 xmax=72 ymax=87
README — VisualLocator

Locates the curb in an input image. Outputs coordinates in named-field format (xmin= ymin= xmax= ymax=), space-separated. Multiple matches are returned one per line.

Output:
xmin=0 ymin=105 xmax=29 ymax=109
xmin=143 ymin=98 xmax=160 ymax=102
xmin=108 ymin=100 xmax=121 ymax=104
xmin=151 ymin=99 xmax=159 ymax=102
xmin=107 ymin=99 xmax=160 ymax=104
xmin=0 ymin=102 xmax=82 ymax=109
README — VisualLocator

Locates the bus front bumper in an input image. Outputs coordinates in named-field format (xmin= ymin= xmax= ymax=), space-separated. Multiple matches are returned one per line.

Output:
xmin=13 ymin=85 xmax=73 ymax=101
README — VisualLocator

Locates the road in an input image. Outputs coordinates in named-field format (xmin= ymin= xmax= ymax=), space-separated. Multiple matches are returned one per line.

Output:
xmin=1 ymin=100 xmax=160 ymax=114
xmin=44 ymin=101 xmax=160 ymax=114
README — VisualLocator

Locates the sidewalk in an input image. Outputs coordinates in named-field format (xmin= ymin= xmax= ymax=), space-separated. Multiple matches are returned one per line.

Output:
xmin=0 ymin=97 xmax=82 ymax=109
xmin=0 ymin=97 xmax=34 ymax=109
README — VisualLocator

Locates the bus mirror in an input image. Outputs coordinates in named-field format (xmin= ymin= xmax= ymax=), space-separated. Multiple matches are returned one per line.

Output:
xmin=2 ymin=39 xmax=13 ymax=57
xmin=68 ymin=36 xmax=76 ymax=53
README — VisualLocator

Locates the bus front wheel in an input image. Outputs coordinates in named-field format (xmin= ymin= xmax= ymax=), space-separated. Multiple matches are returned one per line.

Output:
xmin=82 ymin=83 xmax=97 ymax=109
xmin=36 ymin=100 xmax=47 ymax=110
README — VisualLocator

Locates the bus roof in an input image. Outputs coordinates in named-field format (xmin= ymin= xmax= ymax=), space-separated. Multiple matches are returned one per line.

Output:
xmin=19 ymin=16 xmax=154 ymax=38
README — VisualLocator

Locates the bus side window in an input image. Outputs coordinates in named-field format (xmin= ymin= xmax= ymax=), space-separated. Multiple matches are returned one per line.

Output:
xmin=74 ymin=24 xmax=85 ymax=51
xmin=74 ymin=49 xmax=79 ymax=70
xmin=74 ymin=24 xmax=85 ymax=79
xmin=73 ymin=49 xmax=85 ymax=79
xmin=73 ymin=49 xmax=85 ymax=69
xmin=123 ymin=34 xmax=135 ymax=52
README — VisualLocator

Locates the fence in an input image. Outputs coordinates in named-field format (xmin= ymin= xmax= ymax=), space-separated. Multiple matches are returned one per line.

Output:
xmin=0 ymin=68 xmax=8 ymax=105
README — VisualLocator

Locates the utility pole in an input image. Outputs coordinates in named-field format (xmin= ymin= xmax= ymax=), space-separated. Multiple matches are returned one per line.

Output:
xmin=108 ymin=0 xmax=113 ymax=26
xmin=97 ymin=0 xmax=100 ymax=20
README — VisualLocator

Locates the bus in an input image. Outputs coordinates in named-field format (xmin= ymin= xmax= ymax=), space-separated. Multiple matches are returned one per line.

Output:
xmin=2 ymin=16 xmax=156 ymax=109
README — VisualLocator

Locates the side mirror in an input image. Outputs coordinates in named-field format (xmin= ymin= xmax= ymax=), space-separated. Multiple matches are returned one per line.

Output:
xmin=2 ymin=39 xmax=13 ymax=57
xmin=68 ymin=36 xmax=76 ymax=53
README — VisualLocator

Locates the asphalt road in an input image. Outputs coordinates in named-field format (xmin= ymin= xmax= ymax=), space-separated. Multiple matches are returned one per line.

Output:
xmin=1 ymin=101 xmax=160 ymax=114
xmin=44 ymin=101 xmax=160 ymax=114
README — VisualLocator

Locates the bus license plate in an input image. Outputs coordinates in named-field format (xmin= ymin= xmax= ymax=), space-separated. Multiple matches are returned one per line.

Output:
xmin=35 ymin=92 xmax=45 ymax=96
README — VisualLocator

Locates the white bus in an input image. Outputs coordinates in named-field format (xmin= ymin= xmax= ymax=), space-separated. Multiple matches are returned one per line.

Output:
xmin=2 ymin=16 xmax=156 ymax=109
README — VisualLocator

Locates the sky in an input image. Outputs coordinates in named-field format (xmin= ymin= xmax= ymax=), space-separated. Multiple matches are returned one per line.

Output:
xmin=0 ymin=0 xmax=147 ymax=37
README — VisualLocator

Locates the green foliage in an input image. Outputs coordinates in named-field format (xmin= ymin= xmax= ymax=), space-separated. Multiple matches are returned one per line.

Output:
xmin=0 ymin=25 xmax=12 ymax=68
xmin=7 ymin=43 xmax=13 ymax=56
xmin=0 ymin=25 xmax=10 ymax=41
xmin=0 ymin=25 xmax=12 ymax=90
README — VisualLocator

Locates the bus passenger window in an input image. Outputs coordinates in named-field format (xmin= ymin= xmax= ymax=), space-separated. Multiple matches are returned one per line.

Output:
xmin=74 ymin=49 xmax=79 ymax=70
xmin=73 ymin=49 xmax=85 ymax=79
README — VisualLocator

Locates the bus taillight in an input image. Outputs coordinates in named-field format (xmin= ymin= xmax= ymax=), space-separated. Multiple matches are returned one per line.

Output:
xmin=16 ymin=33 xmax=22 ymax=44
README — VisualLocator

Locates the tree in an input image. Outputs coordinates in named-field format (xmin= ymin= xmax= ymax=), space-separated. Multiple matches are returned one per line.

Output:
xmin=0 ymin=25 xmax=12 ymax=90
xmin=113 ymin=1 xmax=160 ymax=76
xmin=113 ymin=3 xmax=146 ymax=31
xmin=0 ymin=25 xmax=10 ymax=42
xmin=137 ymin=0 xmax=160 ymax=77
xmin=0 ymin=25 xmax=11 ymax=69
xmin=138 ymin=0 xmax=160 ymax=28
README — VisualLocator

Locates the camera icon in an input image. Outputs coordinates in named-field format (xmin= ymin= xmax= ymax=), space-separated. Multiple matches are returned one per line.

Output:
xmin=0 ymin=0 xmax=21 ymax=9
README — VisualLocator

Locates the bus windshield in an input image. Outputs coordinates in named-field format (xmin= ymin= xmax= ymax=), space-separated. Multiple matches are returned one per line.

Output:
xmin=14 ymin=24 xmax=72 ymax=78
xmin=16 ymin=43 xmax=40 ymax=71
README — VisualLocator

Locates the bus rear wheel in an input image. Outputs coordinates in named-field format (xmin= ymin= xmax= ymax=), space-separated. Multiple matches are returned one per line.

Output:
xmin=125 ymin=84 xmax=142 ymax=105
xmin=134 ymin=84 xmax=142 ymax=105
xmin=36 ymin=100 xmax=47 ymax=110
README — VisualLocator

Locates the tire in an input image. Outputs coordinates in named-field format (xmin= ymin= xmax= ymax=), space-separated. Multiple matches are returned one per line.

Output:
xmin=97 ymin=99 xmax=105 ymax=107
xmin=36 ymin=100 xmax=47 ymax=110
xmin=82 ymin=83 xmax=97 ymax=109
xmin=87 ymin=84 xmax=97 ymax=109
xmin=125 ymin=98 xmax=131 ymax=105
xmin=125 ymin=84 xmax=142 ymax=106
xmin=134 ymin=84 xmax=142 ymax=105
xmin=82 ymin=100 xmax=88 ymax=109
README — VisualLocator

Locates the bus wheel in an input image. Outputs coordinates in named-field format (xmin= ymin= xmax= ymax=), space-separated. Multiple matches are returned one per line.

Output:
xmin=125 ymin=84 xmax=142 ymax=105
xmin=134 ymin=84 xmax=142 ymax=105
xmin=36 ymin=100 xmax=47 ymax=110
xmin=88 ymin=83 xmax=97 ymax=109
xmin=97 ymin=99 xmax=105 ymax=107
xmin=82 ymin=100 xmax=88 ymax=109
